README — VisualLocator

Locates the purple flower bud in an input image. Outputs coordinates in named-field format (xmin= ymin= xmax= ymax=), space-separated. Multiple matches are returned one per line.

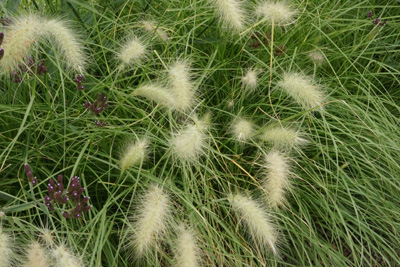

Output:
xmin=0 ymin=32 xmax=4 ymax=46
xmin=78 ymin=85 xmax=84 ymax=90
xmin=373 ymin=18 xmax=381 ymax=25
xmin=75 ymin=213 xmax=82 ymax=218
xmin=32 ymin=177 xmax=38 ymax=185
xmin=0 ymin=48 xmax=4 ymax=60
xmin=380 ymin=20 xmax=387 ymax=26
xmin=62 ymin=212 xmax=70 ymax=218
xmin=83 ymin=205 xmax=93 ymax=212
xmin=44 ymin=196 xmax=50 ymax=201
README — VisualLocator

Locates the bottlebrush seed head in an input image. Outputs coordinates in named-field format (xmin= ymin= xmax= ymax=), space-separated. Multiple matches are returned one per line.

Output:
xmin=42 ymin=18 xmax=87 ymax=73
xmin=0 ymin=226 xmax=13 ymax=267
xmin=141 ymin=20 xmax=169 ymax=42
xmin=128 ymin=185 xmax=171 ymax=257
xmin=23 ymin=242 xmax=49 ymax=267
xmin=120 ymin=138 xmax=149 ymax=173
xmin=259 ymin=126 xmax=307 ymax=149
xmin=132 ymin=83 xmax=176 ymax=108
xmin=241 ymin=68 xmax=259 ymax=92
xmin=256 ymin=1 xmax=296 ymax=25
xmin=209 ymin=0 xmax=247 ymax=33
xmin=231 ymin=117 xmax=255 ymax=142
xmin=53 ymin=245 xmax=84 ymax=267
xmin=228 ymin=193 xmax=278 ymax=255
xmin=170 ymin=114 xmax=211 ymax=162
xmin=262 ymin=151 xmax=291 ymax=209
xmin=0 ymin=14 xmax=43 ymax=74
xmin=277 ymin=72 xmax=325 ymax=110
xmin=174 ymin=223 xmax=201 ymax=267
xmin=308 ymin=50 xmax=325 ymax=65
xmin=117 ymin=35 xmax=146 ymax=68
xmin=168 ymin=60 xmax=197 ymax=112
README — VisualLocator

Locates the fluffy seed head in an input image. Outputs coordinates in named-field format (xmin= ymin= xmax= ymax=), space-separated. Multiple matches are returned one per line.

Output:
xmin=168 ymin=60 xmax=196 ymax=112
xmin=118 ymin=35 xmax=146 ymax=67
xmin=308 ymin=50 xmax=325 ymax=65
xmin=120 ymin=138 xmax=149 ymax=173
xmin=241 ymin=68 xmax=259 ymax=91
xmin=23 ymin=242 xmax=49 ymax=267
xmin=256 ymin=1 xmax=296 ymax=25
xmin=129 ymin=185 xmax=170 ymax=257
xmin=262 ymin=151 xmax=291 ymax=208
xmin=174 ymin=224 xmax=201 ymax=267
xmin=141 ymin=20 xmax=169 ymax=42
xmin=277 ymin=72 xmax=324 ymax=110
xmin=39 ymin=228 xmax=54 ymax=246
xmin=170 ymin=114 xmax=210 ymax=162
xmin=43 ymin=19 xmax=86 ymax=73
xmin=52 ymin=245 xmax=84 ymax=267
xmin=209 ymin=0 xmax=246 ymax=33
xmin=228 ymin=193 xmax=277 ymax=254
xmin=259 ymin=126 xmax=307 ymax=149
xmin=231 ymin=117 xmax=255 ymax=142
xmin=133 ymin=83 xmax=175 ymax=108
xmin=0 ymin=14 xmax=43 ymax=73
xmin=0 ymin=226 xmax=13 ymax=267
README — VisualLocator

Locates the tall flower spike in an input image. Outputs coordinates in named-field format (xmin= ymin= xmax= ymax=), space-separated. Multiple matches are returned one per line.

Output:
xmin=0 ymin=226 xmax=13 ymax=267
xmin=256 ymin=1 xmax=296 ymax=25
xmin=117 ymin=35 xmax=146 ymax=68
xmin=132 ymin=83 xmax=175 ymax=108
xmin=174 ymin=224 xmax=201 ymax=267
xmin=262 ymin=151 xmax=291 ymax=208
xmin=228 ymin=193 xmax=278 ymax=255
xmin=259 ymin=126 xmax=307 ymax=149
xmin=168 ymin=60 xmax=196 ymax=112
xmin=231 ymin=117 xmax=255 ymax=142
xmin=208 ymin=0 xmax=246 ymax=33
xmin=120 ymin=138 xmax=149 ymax=173
xmin=170 ymin=114 xmax=211 ymax=162
xmin=23 ymin=242 xmax=49 ymax=267
xmin=277 ymin=72 xmax=325 ymax=110
xmin=53 ymin=245 xmax=84 ymax=267
xmin=129 ymin=185 xmax=170 ymax=257
xmin=141 ymin=20 xmax=169 ymax=42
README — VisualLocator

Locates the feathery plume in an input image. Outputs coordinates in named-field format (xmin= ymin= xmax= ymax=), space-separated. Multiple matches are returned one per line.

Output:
xmin=174 ymin=223 xmax=201 ymax=267
xmin=117 ymin=35 xmax=146 ymax=67
xmin=308 ymin=50 xmax=325 ymax=65
xmin=0 ymin=15 xmax=86 ymax=74
xmin=141 ymin=20 xmax=169 ymax=42
xmin=231 ymin=117 xmax=254 ymax=142
xmin=52 ymin=245 xmax=84 ymax=267
xmin=256 ymin=1 xmax=296 ymax=25
xmin=170 ymin=114 xmax=211 ymax=162
xmin=259 ymin=126 xmax=307 ymax=149
xmin=277 ymin=72 xmax=324 ymax=110
xmin=0 ymin=14 xmax=43 ymax=73
xmin=39 ymin=228 xmax=54 ymax=246
xmin=241 ymin=68 xmax=259 ymax=92
xmin=209 ymin=0 xmax=246 ymax=33
xmin=23 ymin=242 xmax=49 ymax=267
xmin=132 ymin=83 xmax=175 ymax=108
xmin=228 ymin=193 xmax=277 ymax=254
xmin=0 ymin=226 xmax=13 ymax=267
xmin=129 ymin=185 xmax=170 ymax=257
xmin=168 ymin=60 xmax=196 ymax=112
xmin=43 ymin=18 xmax=86 ymax=73
xmin=120 ymin=138 xmax=149 ymax=173
xmin=262 ymin=151 xmax=291 ymax=208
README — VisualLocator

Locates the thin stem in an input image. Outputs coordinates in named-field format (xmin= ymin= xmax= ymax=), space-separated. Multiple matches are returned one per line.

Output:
xmin=268 ymin=20 xmax=279 ymax=122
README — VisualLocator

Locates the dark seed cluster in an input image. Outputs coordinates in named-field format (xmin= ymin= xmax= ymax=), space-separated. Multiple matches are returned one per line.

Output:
xmin=24 ymin=163 xmax=38 ymax=185
xmin=83 ymin=93 xmax=109 ymax=127
xmin=11 ymin=57 xmax=48 ymax=83
xmin=44 ymin=174 xmax=92 ymax=219
xmin=74 ymin=74 xmax=85 ymax=90
xmin=0 ymin=32 xmax=4 ymax=60
xmin=367 ymin=11 xmax=387 ymax=26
